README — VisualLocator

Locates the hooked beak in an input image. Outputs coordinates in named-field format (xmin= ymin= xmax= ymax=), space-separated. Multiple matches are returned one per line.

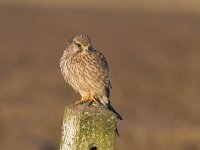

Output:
xmin=82 ymin=45 xmax=90 ymax=51
xmin=83 ymin=46 xmax=88 ymax=50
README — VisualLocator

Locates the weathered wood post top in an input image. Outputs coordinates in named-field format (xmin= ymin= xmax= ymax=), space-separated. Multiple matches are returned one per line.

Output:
xmin=59 ymin=103 xmax=118 ymax=150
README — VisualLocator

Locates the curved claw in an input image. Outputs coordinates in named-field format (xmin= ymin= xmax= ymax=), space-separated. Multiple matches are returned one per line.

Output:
xmin=90 ymin=95 xmax=97 ymax=102
xmin=74 ymin=96 xmax=97 ymax=106
xmin=74 ymin=97 xmax=89 ymax=106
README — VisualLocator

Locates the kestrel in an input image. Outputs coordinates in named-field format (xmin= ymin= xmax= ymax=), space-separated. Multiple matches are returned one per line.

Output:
xmin=60 ymin=34 xmax=122 ymax=120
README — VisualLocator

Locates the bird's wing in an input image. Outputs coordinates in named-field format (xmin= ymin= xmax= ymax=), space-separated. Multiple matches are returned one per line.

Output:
xmin=94 ymin=49 xmax=112 ymax=90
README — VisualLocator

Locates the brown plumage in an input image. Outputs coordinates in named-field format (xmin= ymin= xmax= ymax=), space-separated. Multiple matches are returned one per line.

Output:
xmin=60 ymin=34 xmax=122 ymax=120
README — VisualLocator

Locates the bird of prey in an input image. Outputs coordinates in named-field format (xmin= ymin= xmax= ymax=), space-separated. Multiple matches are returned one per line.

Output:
xmin=60 ymin=34 xmax=122 ymax=120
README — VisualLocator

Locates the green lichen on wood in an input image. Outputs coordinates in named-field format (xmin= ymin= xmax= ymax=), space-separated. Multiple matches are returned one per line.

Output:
xmin=59 ymin=103 xmax=117 ymax=150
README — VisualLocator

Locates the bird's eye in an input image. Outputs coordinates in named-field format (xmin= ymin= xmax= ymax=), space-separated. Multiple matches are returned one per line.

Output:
xmin=77 ymin=44 xmax=81 ymax=48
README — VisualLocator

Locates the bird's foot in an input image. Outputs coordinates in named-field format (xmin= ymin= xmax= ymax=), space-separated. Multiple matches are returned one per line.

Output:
xmin=88 ymin=95 xmax=97 ymax=105
xmin=89 ymin=95 xmax=96 ymax=102
xmin=74 ymin=97 xmax=89 ymax=106
xmin=74 ymin=96 xmax=97 ymax=106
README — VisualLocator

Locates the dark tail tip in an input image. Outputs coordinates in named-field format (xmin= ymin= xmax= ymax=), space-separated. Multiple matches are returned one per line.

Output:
xmin=117 ymin=113 xmax=123 ymax=120
xmin=107 ymin=104 xmax=123 ymax=120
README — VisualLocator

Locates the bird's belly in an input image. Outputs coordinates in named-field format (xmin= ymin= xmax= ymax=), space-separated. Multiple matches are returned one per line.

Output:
xmin=67 ymin=67 xmax=104 ymax=97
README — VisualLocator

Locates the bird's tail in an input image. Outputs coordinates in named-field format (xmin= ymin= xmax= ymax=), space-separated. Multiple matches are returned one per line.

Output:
xmin=99 ymin=96 xmax=123 ymax=120
xmin=106 ymin=103 xmax=123 ymax=120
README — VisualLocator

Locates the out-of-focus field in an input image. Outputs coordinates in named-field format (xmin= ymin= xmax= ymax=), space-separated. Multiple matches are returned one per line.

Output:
xmin=1 ymin=3 xmax=200 ymax=150
xmin=2 ymin=0 xmax=200 ymax=13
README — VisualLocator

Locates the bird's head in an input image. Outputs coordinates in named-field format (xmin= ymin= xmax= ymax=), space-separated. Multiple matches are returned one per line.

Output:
xmin=71 ymin=34 xmax=92 ymax=53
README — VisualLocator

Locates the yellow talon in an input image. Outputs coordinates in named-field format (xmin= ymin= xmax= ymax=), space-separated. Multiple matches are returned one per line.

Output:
xmin=89 ymin=95 xmax=96 ymax=102
xmin=74 ymin=97 xmax=89 ymax=106
xmin=73 ymin=96 xmax=97 ymax=106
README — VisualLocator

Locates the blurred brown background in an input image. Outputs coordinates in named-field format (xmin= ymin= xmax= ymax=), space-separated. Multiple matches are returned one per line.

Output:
xmin=1 ymin=0 xmax=200 ymax=150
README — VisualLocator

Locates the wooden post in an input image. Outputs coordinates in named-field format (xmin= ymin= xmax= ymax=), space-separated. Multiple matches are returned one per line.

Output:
xmin=59 ymin=103 xmax=117 ymax=150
